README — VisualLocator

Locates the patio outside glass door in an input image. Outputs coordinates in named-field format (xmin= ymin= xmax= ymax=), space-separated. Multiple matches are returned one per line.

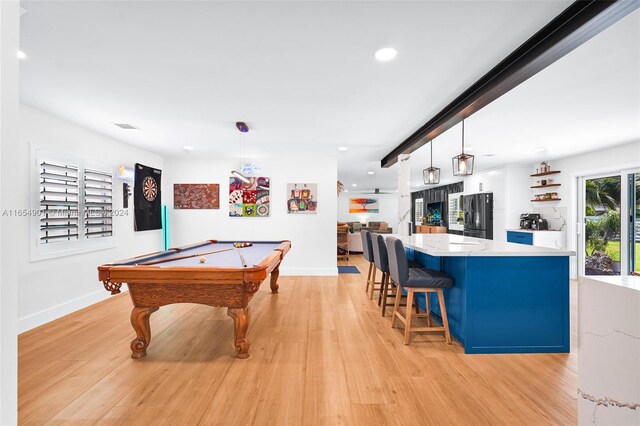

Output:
xmin=583 ymin=175 xmax=622 ymax=275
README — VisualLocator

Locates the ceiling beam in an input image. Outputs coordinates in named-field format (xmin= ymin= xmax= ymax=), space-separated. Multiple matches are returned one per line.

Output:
xmin=381 ymin=0 xmax=639 ymax=168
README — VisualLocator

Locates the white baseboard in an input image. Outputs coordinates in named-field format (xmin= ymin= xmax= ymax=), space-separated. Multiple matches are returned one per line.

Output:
xmin=279 ymin=267 xmax=338 ymax=276
xmin=18 ymin=286 xmax=126 ymax=334
xmin=17 ymin=267 xmax=338 ymax=333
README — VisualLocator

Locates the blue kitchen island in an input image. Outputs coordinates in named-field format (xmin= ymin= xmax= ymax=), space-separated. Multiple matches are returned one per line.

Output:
xmin=388 ymin=234 xmax=574 ymax=354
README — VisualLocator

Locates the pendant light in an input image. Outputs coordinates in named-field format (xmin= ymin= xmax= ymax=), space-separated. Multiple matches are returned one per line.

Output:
xmin=452 ymin=119 xmax=474 ymax=176
xmin=423 ymin=139 xmax=440 ymax=185
xmin=231 ymin=121 xmax=251 ymax=184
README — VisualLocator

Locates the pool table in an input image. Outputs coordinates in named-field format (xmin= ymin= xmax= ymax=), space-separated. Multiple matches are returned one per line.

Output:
xmin=98 ymin=239 xmax=291 ymax=359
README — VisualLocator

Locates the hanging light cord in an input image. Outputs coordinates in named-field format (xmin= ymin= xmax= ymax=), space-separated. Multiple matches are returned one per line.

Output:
xmin=430 ymin=140 xmax=433 ymax=168
xmin=461 ymin=119 xmax=465 ymax=154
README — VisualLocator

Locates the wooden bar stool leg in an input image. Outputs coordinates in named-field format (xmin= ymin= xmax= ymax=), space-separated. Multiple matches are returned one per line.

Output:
xmin=425 ymin=292 xmax=432 ymax=327
xmin=365 ymin=263 xmax=373 ymax=294
xmin=369 ymin=268 xmax=377 ymax=300
xmin=377 ymin=272 xmax=386 ymax=306
xmin=404 ymin=289 xmax=414 ymax=345
xmin=414 ymin=293 xmax=420 ymax=314
xmin=437 ymin=289 xmax=451 ymax=345
xmin=391 ymin=282 xmax=403 ymax=328
xmin=381 ymin=274 xmax=390 ymax=316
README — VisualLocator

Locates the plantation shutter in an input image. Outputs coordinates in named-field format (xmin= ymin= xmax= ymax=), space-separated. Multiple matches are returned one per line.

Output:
xmin=39 ymin=161 xmax=80 ymax=243
xmin=83 ymin=168 xmax=113 ymax=239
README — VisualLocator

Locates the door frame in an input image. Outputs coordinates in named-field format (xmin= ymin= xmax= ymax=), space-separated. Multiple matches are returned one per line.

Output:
xmin=577 ymin=168 xmax=639 ymax=277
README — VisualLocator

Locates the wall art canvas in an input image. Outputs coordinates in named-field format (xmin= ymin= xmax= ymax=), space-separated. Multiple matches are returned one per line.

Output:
xmin=349 ymin=197 xmax=379 ymax=213
xmin=287 ymin=183 xmax=317 ymax=214
xmin=174 ymin=184 xmax=220 ymax=209
xmin=134 ymin=163 xmax=162 ymax=231
xmin=229 ymin=176 xmax=270 ymax=217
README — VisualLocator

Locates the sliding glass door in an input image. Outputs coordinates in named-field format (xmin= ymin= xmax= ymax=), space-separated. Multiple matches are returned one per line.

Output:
xmin=580 ymin=170 xmax=640 ymax=276
xmin=583 ymin=175 xmax=622 ymax=275
xmin=630 ymin=173 xmax=639 ymax=274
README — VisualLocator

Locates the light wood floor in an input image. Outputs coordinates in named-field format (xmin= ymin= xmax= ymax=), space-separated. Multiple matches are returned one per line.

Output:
xmin=19 ymin=254 xmax=577 ymax=425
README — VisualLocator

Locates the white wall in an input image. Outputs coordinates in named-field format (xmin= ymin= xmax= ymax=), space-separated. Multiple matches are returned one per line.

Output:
xmin=529 ymin=140 xmax=640 ymax=278
xmin=15 ymin=106 xmax=164 ymax=332
xmin=0 ymin=1 xmax=20 ymax=422
xmin=164 ymin=156 xmax=337 ymax=276
xmin=337 ymin=192 xmax=398 ymax=230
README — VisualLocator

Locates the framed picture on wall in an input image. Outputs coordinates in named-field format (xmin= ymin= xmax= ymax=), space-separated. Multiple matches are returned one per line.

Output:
xmin=349 ymin=197 xmax=379 ymax=213
xmin=229 ymin=176 xmax=270 ymax=217
xmin=174 ymin=184 xmax=220 ymax=209
xmin=287 ymin=183 xmax=317 ymax=214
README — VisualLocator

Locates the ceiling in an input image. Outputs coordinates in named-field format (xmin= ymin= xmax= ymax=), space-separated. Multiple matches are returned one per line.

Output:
xmin=19 ymin=1 xmax=637 ymax=193
xmin=342 ymin=9 xmax=640 ymax=192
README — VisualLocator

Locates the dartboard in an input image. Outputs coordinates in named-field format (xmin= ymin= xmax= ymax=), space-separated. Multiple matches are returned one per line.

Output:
xmin=142 ymin=176 xmax=158 ymax=202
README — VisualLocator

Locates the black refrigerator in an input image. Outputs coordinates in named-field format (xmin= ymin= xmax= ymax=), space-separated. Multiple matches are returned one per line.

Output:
xmin=463 ymin=193 xmax=493 ymax=240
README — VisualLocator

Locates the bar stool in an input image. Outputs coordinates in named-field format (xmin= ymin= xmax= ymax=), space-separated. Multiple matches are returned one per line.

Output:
xmin=361 ymin=230 xmax=377 ymax=296
xmin=386 ymin=236 xmax=453 ymax=345
xmin=371 ymin=233 xmax=390 ymax=310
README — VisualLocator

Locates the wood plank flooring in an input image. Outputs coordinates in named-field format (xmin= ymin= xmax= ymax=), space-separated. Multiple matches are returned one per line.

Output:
xmin=19 ymin=255 xmax=577 ymax=425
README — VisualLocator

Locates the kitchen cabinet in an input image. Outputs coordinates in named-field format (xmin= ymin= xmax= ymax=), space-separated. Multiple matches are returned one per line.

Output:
xmin=507 ymin=230 xmax=565 ymax=249
xmin=415 ymin=225 xmax=447 ymax=234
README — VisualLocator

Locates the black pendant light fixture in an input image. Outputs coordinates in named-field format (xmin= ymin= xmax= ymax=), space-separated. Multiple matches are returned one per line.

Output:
xmin=452 ymin=119 xmax=474 ymax=176
xmin=423 ymin=139 xmax=440 ymax=185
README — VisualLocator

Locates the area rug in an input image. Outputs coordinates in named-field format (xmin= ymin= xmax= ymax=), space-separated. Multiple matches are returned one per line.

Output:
xmin=338 ymin=266 xmax=360 ymax=274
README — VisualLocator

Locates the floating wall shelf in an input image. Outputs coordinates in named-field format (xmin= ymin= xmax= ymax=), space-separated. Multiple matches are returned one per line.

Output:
xmin=530 ymin=199 xmax=562 ymax=202
xmin=530 ymin=170 xmax=561 ymax=177
xmin=530 ymin=184 xmax=561 ymax=189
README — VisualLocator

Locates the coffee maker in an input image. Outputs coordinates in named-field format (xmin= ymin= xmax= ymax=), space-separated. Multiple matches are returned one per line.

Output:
xmin=532 ymin=218 xmax=549 ymax=230
xmin=520 ymin=213 xmax=540 ymax=229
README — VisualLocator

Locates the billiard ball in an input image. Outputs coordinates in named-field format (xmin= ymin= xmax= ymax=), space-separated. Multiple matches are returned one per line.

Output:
xmin=199 ymin=257 xmax=206 ymax=263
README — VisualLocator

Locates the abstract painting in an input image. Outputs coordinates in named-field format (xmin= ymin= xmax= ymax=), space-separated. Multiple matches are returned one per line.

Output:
xmin=349 ymin=198 xmax=379 ymax=213
xmin=229 ymin=176 xmax=270 ymax=217
xmin=287 ymin=183 xmax=317 ymax=214
xmin=174 ymin=184 xmax=220 ymax=209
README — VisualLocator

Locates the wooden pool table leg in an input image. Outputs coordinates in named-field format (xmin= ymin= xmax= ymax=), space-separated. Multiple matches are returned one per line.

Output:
xmin=130 ymin=306 xmax=159 ymax=359
xmin=270 ymin=263 xmax=281 ymax=293
xmin=227 ymin=307 xmax=251 ymax=359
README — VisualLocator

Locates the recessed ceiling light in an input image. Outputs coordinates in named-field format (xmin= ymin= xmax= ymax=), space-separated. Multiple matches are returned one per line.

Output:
xmin=533 ymin=147 xmax=546 ymax=153
xmin=338 ymin=146 xmax=348 ymax=152
xmin=183 ymin=145 xmax=194 ymax=151
xmin=481 ymin=153 xmax=496 ymax=157
xmin=17 ymin=51 xmax=26 ymax=60
xmin=344 ymin=189 xmax=349 ymax=193
xmin=374 ymin=47 xmax=397 ymax=62
xmin=113 ymin=123 xmax=138 ymax=130
xmin=352 ymin=183 xmax=357 ymax=187
xmin=368 ymin=171 xmax=375 ymax=175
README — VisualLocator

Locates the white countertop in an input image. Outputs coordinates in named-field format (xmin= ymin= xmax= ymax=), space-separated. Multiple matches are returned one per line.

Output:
xmin=578 ymin=275 xmax=640 ymax=292
xmin=506 ymin=229 xmax=565 ymax=233
xmin=384 ymin=233 xmax=575 ymax=257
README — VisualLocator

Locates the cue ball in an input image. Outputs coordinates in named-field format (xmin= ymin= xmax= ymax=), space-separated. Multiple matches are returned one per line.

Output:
xmin=199 ymin=257 xmax=206 ymax=263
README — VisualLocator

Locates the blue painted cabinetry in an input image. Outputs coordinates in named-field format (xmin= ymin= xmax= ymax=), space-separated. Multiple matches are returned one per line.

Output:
xmin=408 ymin=249 xmax=570 ymax=354
xmin=507 ymin=231 xmax=533 ymax=245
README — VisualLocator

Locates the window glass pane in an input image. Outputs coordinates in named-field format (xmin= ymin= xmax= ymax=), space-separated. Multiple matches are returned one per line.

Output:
xmin=633 ymin=174 xmax=639 ymax=274
xmin=584 ymin=175 xmax=621 ymax=276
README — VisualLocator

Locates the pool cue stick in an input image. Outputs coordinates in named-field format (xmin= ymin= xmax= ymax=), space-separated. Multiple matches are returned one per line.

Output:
xmin=236 ymin=248 xmax=248 ymax=268
xmin=137 ymin=248 xmax=234 ymax=266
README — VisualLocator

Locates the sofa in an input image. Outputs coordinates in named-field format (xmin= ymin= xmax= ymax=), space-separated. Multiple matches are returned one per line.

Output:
xmin=342 ymin=221 xmax=392 ymax=254
xmin=362 ymin=221 xmax=392 ymax=234
xmin=344 ymin=221 xmax=392 ymax=234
